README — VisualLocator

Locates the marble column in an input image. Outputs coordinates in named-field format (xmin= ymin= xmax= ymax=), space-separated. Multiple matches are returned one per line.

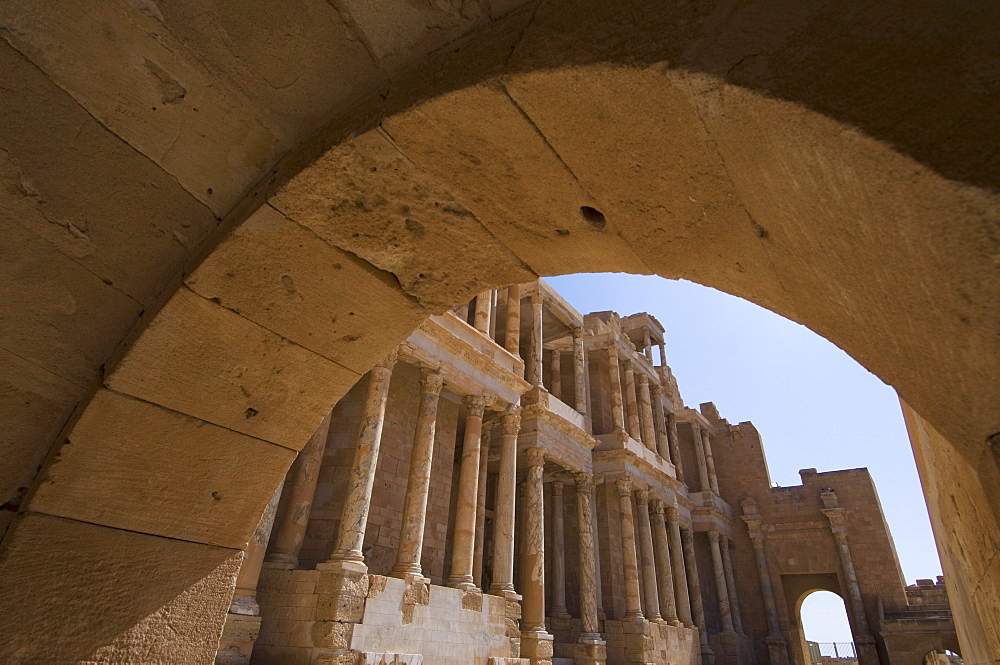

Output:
xmin=572 ymin=326 xmax=587 ymax=416
xmin=474 ymin=289 xmax=493 ymax=335
xmin=490 ymin=407 xmax=521 ymax=597
xmin=473 ymin=422 xmax=491 ymax=588
xmin=638 ymin=375 xmax=658 ymax=453
xmin=550 ymin=349 xmax=562 ymax=399
xmin=327 ymin=351 xmax=398 ymax=570
xmin=521 ymin=447 xmax=548 ymax=632
xmin=666 ymin=508 xmax=694 ymax=628
xmin=505 ymin=284 xmax=521 ymax=358
xmin=265 ymin=411 xmax=332 ymax=567
xmin=702 ymin=431 xmax=720 ymax=495
xmin=527 ymin=291 xmax=545 ymax=387
xmin=682 ymin=527 xmax=714 ymax=660
xmin=658 ymin=342 xmax=667 ymax=367
xmin=692 ymin=423 xmax=712 ymax=493
xmin=616 ymin=478 xmax=644 ymax=619
xmin=391 ymin=368 xmax=445 ymax=580
xmin=709 ymin=531 xmax=736 ymax=634
xmin=550 ymin=481 xmax=570 ymax=618
xmin=667 ymin=412 xmax=684 ymax=480
xmin=607 ymin=346 xmax=626 ymax=432
xmin=574 ymin=473 xmax=602 ymax=641
xmin=721 ymin=535 xmax=744 ymax=634
xmin=650 ymin=499 xmax=680 ymax=625
xmin=448 ymin=395 xmax=489 ymax=589
xmin=742 ymin=499 xmax=787 ymax=665
xmin=635 ymin=489 xmax=662 ymax=621
xmin=623 ymin=361 xmax=642 ymax=442
xmin=650 ymin=384 xmax=671 ymax=461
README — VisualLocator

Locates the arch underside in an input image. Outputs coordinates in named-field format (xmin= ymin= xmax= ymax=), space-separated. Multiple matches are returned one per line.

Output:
xmin=0 ymin=0 xmax=997 ymax=661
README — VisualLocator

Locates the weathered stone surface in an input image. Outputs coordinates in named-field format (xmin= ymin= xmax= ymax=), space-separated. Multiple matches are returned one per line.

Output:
xmin=106 ymin=286 xmax=359 ymax=450
xmin=30 ymin=389 xmax=296 ymax=549
xmin=186 ymin=203 xmax=428 ymax=374
xmin=311 ymin=621 xmax=353 ymax=650
xmin=270 ymin=130 xmax=535 ymax=310
xmin=0 ymin=513 xmax=239 ymax=662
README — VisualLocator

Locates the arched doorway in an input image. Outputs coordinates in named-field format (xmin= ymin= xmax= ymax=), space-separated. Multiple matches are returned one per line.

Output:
xmin=797 ymin=590 xmax=855 ymax=665
xmin=0 ymin=1 xmax=997 ymax=662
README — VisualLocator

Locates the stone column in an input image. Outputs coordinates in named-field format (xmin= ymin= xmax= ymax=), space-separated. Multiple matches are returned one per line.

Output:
xmin=574 ymin=473 xmax=602 ymax=641
xmin=721 ymin=535 xmax=744 ymax=634
xmin=708 ymin=531 xmax=736 ymax=634
xmin=650 ymin=384 xmax=669 ymax=461
xmin=666 ymin=508 xmax=694 ymax=628
xmin=821 ymin=491 xmax=878 ymax=665
xmin=616 ymin=478 xmax=644 ymax=619
xmin=572 ymin=326 xmax=587 ymax=416
xmin=265 ymin=411 xmax=332 ymax=567
xmin=490 ymin=288 xmax=499 ymax=340
xmin=623 ymin=361 xmax=642 ymax=441
xmin=506 ymin=284 xmax=521 ymax=358
xmin=643 ymin=331 xmax=653 ymax=361
xmin=473 ymin=422 xmax=492 ymax=588
xmin=638 ymin=375 xmax=658 ymax=453
xmin=448 ymin=395 xmax=489 ymax=589
xmin=635 ymin=489 xmax=662 ymax=621
xmin=667 ymin=412 xmax=684 ymax=480
xmin=391 ymin=368 xmax=445 ymax=580
xmin=682 ymin=527 xmax=714 ymax=661
xmin=607 ymin=346 xmax=626 ymax=432
xmin=650 ymin=499 xmax=680 ymax=625
xmin=692 ymin=423 xmax=712 ymax=493
xmin=520 ymin=447 xmax=554 ymax=663
xmin=490 ymin=407 xmax=521 ymax=597
xmin=550 ymin=349 xmax=562 ymax=399
xmin=658 ymin=342 xmax=667 ymax=367
xmin=327 ymin=351 xmax=397 ymax=571
xmin=549 ymin=481 xmax=570 ymax=618
xmin=528 ymin=291 xmax=544 ymax=387
xmin=474 ymin=288 xmax=493 ymax=335
xmin=742 ymin=498 xmax=788 ymax=665
xmin=702 ymin=431 xmax=720 ymax=495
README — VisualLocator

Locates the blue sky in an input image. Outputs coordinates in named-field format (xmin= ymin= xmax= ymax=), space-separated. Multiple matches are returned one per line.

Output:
xmin=547 ymin=273 xmax=941 ymax=642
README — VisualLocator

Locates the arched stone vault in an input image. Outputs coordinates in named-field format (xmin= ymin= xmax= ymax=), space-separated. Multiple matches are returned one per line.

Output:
xmin=0 ymin=0 xmax=997 ymax=661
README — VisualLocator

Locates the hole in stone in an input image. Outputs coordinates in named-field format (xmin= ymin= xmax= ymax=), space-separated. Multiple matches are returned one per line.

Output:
xmin=244 ymin=407 xmax=259 ymax=419
xmin=579 ymin=206 xmax=606 ymax=229
xmin=556 ymin=229 xmax=570 ymax=236
xmin=211 ymin=491 xmax=223 ymax=502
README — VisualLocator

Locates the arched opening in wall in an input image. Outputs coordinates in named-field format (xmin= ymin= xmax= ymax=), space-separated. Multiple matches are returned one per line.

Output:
xmin=797 ymin=590 xmax=855 ymax=665
xmin=923 ymin=649 xmax=962 ymax=665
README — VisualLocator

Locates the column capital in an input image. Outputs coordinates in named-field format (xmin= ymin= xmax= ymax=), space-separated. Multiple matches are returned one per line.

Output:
xmin=639 ymin=373 xmax=649 ymax=387
xmin=634 ymin=488 xmax=649 ymax=505
xmin=665 ymin=506 xmax=680 ymax=523
xmin=708 ymin=530 xmax=721 ymax=544
xmin=571 ymin=325 xmax=584 ymax=338
xmin=574 ymin=472 xmax=595 ymax=494
xmin=501 ymin=406 xmax=522 ymax=434
xmin=463 ymin=393 xmax=489 ymax=417
xmin=650 ymin=382 xmax=662 ymax=396
xmin=615 ymin=476 xmax=633 ymax=497
xmin=374 ymin=350 xmax=399 ymax=370
xmin=680 ymin=525 xmax=694 ymax=539
xmin=691 ymin=420 xmax=702 ymax=434
xmin=650 ymin=498 xmax=665 ymax=515
xmin=526 ymin=446 xmax=546 ymax=467
xmin=748 ymin=532 xmax=765 ymax=551
xmin=530 ymin=291 xmax=544 ymax=306
xmin=606 ymin=344 xmax=619 ymax=360
xmin=552 ymin=480 xmax=564 ymax=496
xmin=420 ymin=368 xmax=445 ymax=395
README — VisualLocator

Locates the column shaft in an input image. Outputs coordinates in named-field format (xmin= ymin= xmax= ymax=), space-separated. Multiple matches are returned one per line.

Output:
xmin=572 ymin=326 xmax=587 ymax=415
xmin=551 ymin=481 xmax=570 ymax=618
xmin=682 ymin=527 xmax=712 ymax=654
xmin=266 ymin=411 xmax=332 ymax=566
xmin=607 ymin=346 xmax=626 ymax=432
xmin=721 ymin=536 xmax=744 ymax=634
xmin=233 ymin=482 xmax=284 ymax=612
xmin=623 ymin=362 xmax=642 ymax=441
xmin=474 ymin=289 xmax=492 ymax=334
xmin=521 ymin=447 xmax=547 ymax=631
xmin=635 ymin=490 xmax=662 ymax=620
xmin=490 ymin=408 xmax=521 ymax=596
xmin=505 ymin=284 xmax=521 ymax=357
xmin=550 ymin=349 xmax=562 ymax=399
xmin=328 ymin=352 xmax=397 ymax=568
xmin=651 ymin=500 xmax=679 ymax=625
xmin=650 ymin=385 xmax=671 ymax=461
xmin=693 ymin=423 xmax=712 ymax=493
xmin=616 ymin=478 xmax=644 ymax=619
xmin=709 ymin=531 xmax=735 ymax=633
xmin=575 ymin=473 xmax=601 ymax=640
xmin=703 ymin=432 xmax=720 ymax=494
xmin=448 ymin=395 xmax=489 ymax=588
xmin=643 ymin=332 xmax=653 ymax=361
xmin=667 ymin=412 xmax=684 ymax=480
xmin=473 ymin=424 xmax=491 ymax=588
xmin=528 ymin=291 xmax=544 ymax=387
xmin=391 ymin=369 xmax=444 ymax=578
xmin=667 ymin=509 xmax=694 ymax=627
xmin=638 ymin=375 xmax=658 ymax=452
xmin=658 ymin=342 xmax=667 ymax=367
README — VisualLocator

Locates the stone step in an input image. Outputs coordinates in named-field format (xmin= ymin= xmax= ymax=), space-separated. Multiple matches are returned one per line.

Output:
xmin=360 ymin=653 xmax=423 ymax=665
xmin=552 ymin=659 xmax=576 ymax=665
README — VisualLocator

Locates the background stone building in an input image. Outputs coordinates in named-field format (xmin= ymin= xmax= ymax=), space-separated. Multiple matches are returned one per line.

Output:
xmin=218 ymin=279 xmax=956 ymax=665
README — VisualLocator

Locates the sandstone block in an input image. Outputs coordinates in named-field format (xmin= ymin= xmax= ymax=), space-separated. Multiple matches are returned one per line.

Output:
xmin=311 ymin=621 xmax=354 ymax=650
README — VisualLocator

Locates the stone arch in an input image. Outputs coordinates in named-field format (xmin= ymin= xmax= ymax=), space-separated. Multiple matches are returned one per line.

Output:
xmin=0 ymin=0 xmax=997 ymax=661
xmin=787 ymin=582 xmax=852 ymax=665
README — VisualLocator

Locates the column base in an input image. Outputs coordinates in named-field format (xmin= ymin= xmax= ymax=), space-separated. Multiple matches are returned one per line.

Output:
xmin=764 ymin=635 xmax=789 ymax=665
xmin=519 ymin=629 xmax=554 ymax=664
xmin=447 ymin=575 xmax=478 ymax=591
xmin=390 ymin=569 xmax=431 ymax=585
xmin=574 ymin=637 xmax=608 ymax=665
xmin=263 ymin=552 xmax=299 ymax=568
xmin=318 ymin=556 xmax=368 ymax=575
